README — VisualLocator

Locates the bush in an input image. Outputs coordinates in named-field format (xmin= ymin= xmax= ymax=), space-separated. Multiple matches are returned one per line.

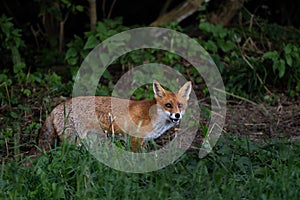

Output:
xmin=198 ymin=20 xmax=300 ymax=98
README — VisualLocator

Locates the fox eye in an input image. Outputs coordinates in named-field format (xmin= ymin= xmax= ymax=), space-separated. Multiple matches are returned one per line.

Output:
xmin=165 ymin=103 xmax=172 ymax=108
xmin=178 ymin=103 xmax=183 ymax=108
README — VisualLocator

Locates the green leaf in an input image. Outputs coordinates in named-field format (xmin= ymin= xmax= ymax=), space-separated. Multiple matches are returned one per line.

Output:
xmin=198 ymin=22 xmax=210 ymax=32
xmin=285 ymin=54 xmax=292 ymax=66
xmin=13 ymin=62 xmax=26 ymax=74
xmin=274 ymin=59 xmax=285 ymax=78
xmin=10 ymin=111 xmax=19 ymax=118
xmin=102 ymin=70 xmax=112 ymax=79
xmin=262 ymin=51 xmax=279 ymax=61
xmin=218 ymin=40 xmax=235 ymax=52
xmin=99 ymin=53 xmax=110 ymax=65
xmin=65 ymin=47 xmax=77 ymax=59
xmin=18 ymin=104 xmax=31 ymax=112
xmin=296 ymin=82 xmax=300 ymax=92
xmin=204 ymin=40 xmax=218 ymax=52
xmin=67 ymin=57 xmax=78 ymax=66
xmin=76 ymin=5 xmax=84 ymax=12
xmin=96 ymin=22 xmax=107 ymax=34
xmin=283 ymin=44 xmax=292 ymax=54
xmin=84 ymin=35 xmax=99 ymax=50
xmin=0 ymin=74 xmax=8 ymax=82
xmin=21 ymin=89 xmax=32 ymax=97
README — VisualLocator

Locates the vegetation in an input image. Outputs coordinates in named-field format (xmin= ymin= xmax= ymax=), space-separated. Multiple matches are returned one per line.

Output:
xmin=0 ymin=0 xmax=299 ymax=199
xmin=1 ymin=134 xmax=300 ymax=199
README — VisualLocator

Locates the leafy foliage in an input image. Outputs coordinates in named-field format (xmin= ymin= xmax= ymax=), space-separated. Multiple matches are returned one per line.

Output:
xmin=65 ymin=18 xmax=129 ymax=68
xmin=262 ymin=43 xmax=300 ymax=95
xmin=198 ymin=20 xmax=300 ymax=97
xmin=0 ymin=16 xmax=26 ymax=83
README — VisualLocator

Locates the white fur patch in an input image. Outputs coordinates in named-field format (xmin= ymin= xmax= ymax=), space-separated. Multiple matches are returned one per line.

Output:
xmin=144 ymin=108 xmax=174 ymax=140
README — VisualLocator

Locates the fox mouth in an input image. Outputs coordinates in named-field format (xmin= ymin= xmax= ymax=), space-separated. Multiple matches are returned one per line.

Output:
xmin=170 ymin=118 xmax=180 ymax=125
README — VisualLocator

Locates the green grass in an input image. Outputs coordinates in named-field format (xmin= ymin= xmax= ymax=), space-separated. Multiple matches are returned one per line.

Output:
xmin=1 ymin=134 xmax=300 ymax=199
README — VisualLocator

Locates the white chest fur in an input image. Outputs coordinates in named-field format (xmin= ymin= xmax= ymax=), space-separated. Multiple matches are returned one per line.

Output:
xmin=143 ymin=108 xmax=174 ymax=140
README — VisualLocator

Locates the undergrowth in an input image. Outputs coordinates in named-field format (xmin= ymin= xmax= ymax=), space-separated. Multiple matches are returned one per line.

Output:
xmin=1 ymin=134 xmax=299 ymax=199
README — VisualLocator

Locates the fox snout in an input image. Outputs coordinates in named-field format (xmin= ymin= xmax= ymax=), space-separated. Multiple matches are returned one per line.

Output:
xmin=169 ymin=112 xmax=183 ymax=125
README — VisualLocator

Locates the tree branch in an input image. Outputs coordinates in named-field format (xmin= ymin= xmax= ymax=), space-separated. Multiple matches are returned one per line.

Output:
xmin=150 ymin=0 xmax=205 ymax=26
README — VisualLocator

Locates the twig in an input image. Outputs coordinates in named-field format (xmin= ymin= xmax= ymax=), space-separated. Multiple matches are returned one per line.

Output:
xmin=107 ymin=0 xmax=117 ymax=19
xmin=214 ymin=87 xmax=274 ymax=120
xmin=102 ymin=0 xmax=106 ymax=17
xmin=5 ymin=138 xmax=9 ymax=158
xmin=0 ymin=82 xmax=12 ymax=111
xmin=159 ymin=0 xmax=173 ymax=16
xmin=108 ymin=113 xmax=115 ymax=135
xmin=213 ymin=87 xmax=257 ymax=105
xmin=214 ymin=88 xmax=257 ymax=106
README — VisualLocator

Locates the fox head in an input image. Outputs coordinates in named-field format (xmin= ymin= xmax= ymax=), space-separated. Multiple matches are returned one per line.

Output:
xmin=153 ymin=80 xmax=192 ymax=125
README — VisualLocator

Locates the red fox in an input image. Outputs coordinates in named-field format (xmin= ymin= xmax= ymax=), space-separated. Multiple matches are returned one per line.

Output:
xmin=38 ymin=80 xmax=192 ymax=152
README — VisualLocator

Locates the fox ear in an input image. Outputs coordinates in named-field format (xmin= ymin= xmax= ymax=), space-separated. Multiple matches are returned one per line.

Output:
xmin=153 ymin=80 xmax=166 ymax=98
xmin=178 ymin=81 xmax=192 ymax=100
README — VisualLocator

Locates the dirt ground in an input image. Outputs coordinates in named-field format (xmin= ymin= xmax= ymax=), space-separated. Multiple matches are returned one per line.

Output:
xmin=221 ymin=97 xmax=300 ymax=142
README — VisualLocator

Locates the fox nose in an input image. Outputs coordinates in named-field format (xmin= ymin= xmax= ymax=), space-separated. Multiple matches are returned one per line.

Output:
xmin=175 ymin=113 xmax=181 ymax=119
